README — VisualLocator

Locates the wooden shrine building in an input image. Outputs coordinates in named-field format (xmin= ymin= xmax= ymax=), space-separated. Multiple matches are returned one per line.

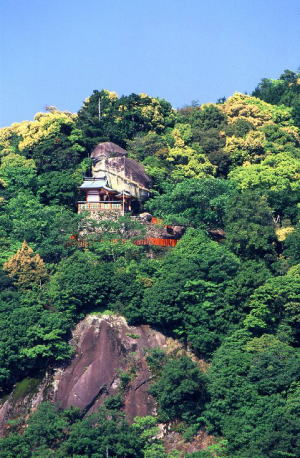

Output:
xmin=78 ymin=176 xmax=132 ymax=215
xmin=77 ymin=142 xmax=152 ymax=216
xmin=76 ymin=142 xmax=184 ymax=247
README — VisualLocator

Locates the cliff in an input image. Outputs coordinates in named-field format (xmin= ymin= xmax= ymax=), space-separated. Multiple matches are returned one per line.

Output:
xmin=0 ymin=314 xmax=169 ymax=435
xmin=0 ymin=314 xmax=214 ymax=454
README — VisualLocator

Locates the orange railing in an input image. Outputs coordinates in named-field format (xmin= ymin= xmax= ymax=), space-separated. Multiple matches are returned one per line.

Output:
xmin=151 ymin=217 xmax=163 ymax=225
xmin=134 ymin=238 xmax=177 ymax=247
xmin=69 ymin=236 xmax=177 ymax=248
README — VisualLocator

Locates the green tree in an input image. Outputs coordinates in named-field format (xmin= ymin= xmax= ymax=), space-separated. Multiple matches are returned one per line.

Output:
xmin=150 ymin=355 xmax=208 ymax=423
xmin=177 ymin=104 xmax=229 ymax=177
xmin=132 ymin=416 xmax=166 ymax=458
xmin=0 ymin=153 xmax=37 ymax=198
xmin=0 ymin=192 xmax=80 ymax=262
xmin=176 ymin=279 xmax=237 ymax=356
xmin=77 ymin=89 xmax=175 ymax=150
xmin=140 ymin=230 xmax=240 ymax=355
xmin=0 ymin=110 xmax=85 ymax=173
xmin=0 ymin=402 xmax=147 ymax=457
xmin=284 ymin=224 xmax=300 ymax=265
xmin=20 ymin=111 xmax=85 ymax=173
xmin=37 ymin=170 xmax=81 ymax=208
xmin=0 ymin=293 xmax=72 ymax=391
xmin=205 ymin=331 xmax=300 ymax=457
xmin=177 ymin=103 xmax=227 ymax=130
xmin=245 ymin=334 xmax=300 ymax=395
xmin=186 ymin=440 xmax=228 ymax=457
xmin=47 ymin=251 xmax=114 ymax=316
xmin=224 ymin=190 xmax=277 ymax=262
xmin=147 ymin=178 xmax=232 ymax=228
xmin=228 ymin=152 xmax=300 ymax=222
xmin=253 ymin=69 xmax=300 ymax=126
xmin=244 ymin=273 xmax=300 ymax=345
xmin=221 ymin=92 xmax=293 ymax=128
xmin=127 ymin=131 xmax=169 ymax=162
xmin=59 ymin=407 xmax=143 ymax=457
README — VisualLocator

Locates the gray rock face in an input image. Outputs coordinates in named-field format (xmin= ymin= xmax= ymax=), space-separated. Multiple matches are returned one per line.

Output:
xmin=0 ymin=315 xmax=214 ymax=455
xmin=0 ymin=315 xmax=170 ymax=434
xmin=91 ymin=142 xmax=152 ymax=200
xmin=54 ymin=315 xmax=168 ymax=421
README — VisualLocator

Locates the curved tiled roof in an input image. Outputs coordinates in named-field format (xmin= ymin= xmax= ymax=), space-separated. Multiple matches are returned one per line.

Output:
xmin=79 ymin=177 xmax=115 ymax=192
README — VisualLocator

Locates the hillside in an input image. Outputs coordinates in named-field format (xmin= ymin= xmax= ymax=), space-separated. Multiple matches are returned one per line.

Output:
xmin=0 ymin=69 xmax=299 ymax=457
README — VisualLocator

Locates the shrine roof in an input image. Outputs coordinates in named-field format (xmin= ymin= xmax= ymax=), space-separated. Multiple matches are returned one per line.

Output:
xmin=79 ymin=177 xmax=114 ymax=191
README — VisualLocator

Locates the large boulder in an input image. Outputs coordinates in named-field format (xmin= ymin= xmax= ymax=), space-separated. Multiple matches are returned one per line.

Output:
xmin=91 ymin=142 xmax=152 ymax=200
xmin=0 ymin=315 xmax=171 ymax=434
xmin=53 ymin=314 xmax=168 ymax=420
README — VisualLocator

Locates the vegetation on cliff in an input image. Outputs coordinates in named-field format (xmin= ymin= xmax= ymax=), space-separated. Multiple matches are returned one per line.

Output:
xmin=0 ymin=69 xmax=299 ymax=457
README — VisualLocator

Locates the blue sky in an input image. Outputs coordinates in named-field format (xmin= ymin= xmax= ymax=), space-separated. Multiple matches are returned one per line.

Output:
xmin=0 ymin=0 xmax=299 ymax=127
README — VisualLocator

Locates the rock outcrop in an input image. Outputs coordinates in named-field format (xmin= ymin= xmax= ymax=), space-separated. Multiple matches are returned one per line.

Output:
xmin=0 ymin=314 xmax=170 ymax=435
xmin=91 ymin=142 xmax=152 ymax=200
xmin=0 ymin=314 xmax=215 ymax=454
xmin=53 ymin=314 xmax=168 ymax=421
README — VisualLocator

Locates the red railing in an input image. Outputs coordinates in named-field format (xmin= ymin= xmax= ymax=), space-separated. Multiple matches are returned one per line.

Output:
xmin=69 ymin=236 xmax=177 ymax=248
xmin=134 ymin=238 xmax=177 ymax=247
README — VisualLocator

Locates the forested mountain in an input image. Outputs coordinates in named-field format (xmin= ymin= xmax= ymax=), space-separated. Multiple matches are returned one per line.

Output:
xmin=0 ymin=70 xmax=299 ymax=457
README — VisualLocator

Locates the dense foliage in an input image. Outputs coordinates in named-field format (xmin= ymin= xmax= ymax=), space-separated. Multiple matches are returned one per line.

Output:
xmin=0 ymin=401 xmax=166 ymax=457
xmin=0 ymin=69 xmax=299 ymax=457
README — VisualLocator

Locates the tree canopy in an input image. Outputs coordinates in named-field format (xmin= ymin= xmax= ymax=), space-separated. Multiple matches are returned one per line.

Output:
xmin=0 ymin=68 xmax=299 ymax=457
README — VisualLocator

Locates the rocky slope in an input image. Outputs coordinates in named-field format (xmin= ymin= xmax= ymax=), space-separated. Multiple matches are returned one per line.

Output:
xmin=53 ymin=314 xmax=169 ymax=420
xmin=0 ymin=314 xmax=215 ymax=455
xmin=0 ymin=314 xmax=170 ymax=435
